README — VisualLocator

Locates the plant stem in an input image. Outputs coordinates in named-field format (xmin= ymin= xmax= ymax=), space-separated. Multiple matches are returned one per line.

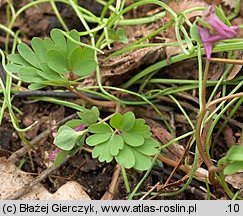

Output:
xmin=209 ymin=57 xmax=243 ymax=65
xmin=195 ymin=60 xmax=243 ymax=184
xmin=195 ymin=60 xmax=216 ymax=183
xmin=69 ymin=87 xmax=116 ymax=108
xmin=121 ymin=166 xmax=130 ymax=194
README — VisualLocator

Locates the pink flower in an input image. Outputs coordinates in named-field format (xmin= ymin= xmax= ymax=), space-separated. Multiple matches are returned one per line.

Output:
xmin=197 ymin=6 xmax=240 ymax=60
xmin=48 ymin=148 xmax=61 ymax=161
xmin=74 ymin=124 xmax=86 ymax=132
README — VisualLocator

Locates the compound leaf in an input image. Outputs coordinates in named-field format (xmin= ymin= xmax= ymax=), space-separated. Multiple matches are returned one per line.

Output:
xmin=5 ymin=64 xmax=22 ymax=73
xmin=69 ymin=47 xmax=96 ymax=76
xmin=77 ymin=107 xmax=99 ymax=126
xmin=38 ymin=63 xmax=64 ymax=81
xmin=65 ymin=119 xmax=84 ymax=128
xmin=44 ymin=37 xmax=55 ymax=50
xmin=130 ymin=119 xmax=151 ymax=138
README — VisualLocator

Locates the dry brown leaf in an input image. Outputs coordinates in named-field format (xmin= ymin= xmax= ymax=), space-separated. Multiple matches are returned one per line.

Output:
xmin=223 ymin=125 xmax=236 ymax=148
xmin=222 ymin=0 xmax=237 ymax=9
xmin=225 ymin=172 xmax=243 ymax=189
xmin=0 ymin=0 xmax=7 ymax=7
xmin=0 ymin=157 xmax=90 ymax=200
xmin=227 ymin=64 xmax=242 ymax=80
xmin=232 ymin=17 xmax=243 ymax=38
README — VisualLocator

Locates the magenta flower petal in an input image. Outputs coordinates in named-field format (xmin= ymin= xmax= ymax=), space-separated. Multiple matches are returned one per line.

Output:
xmin=74 ymin=124 xmax=86 ymax=132
xmin=197 ymin=24 xmax=213 ymax=60
xmin=205 ymin=14 xmax=239 ymax=38
xmin=197 ymin=6 xmax=240 ymax=60
xmin=48 ymin=148 xmax=62 ymax=161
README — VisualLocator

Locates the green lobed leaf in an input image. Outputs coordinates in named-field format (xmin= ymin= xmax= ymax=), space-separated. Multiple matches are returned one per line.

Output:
xmin=54 ymin=125 xmax=80 ymax=151
xmin=69 ymin=47 xmax=96 ymax=77
xmin=54 ymin=150 xmax=68 ymax=166
xmin=28 ymin=83 xmax=47 ymax=90
xmin=79 ymin=46 xmax=95 ymax=59
xmin=44 ymin=37 xmax=55 ymax=50
xmin=18 ymin=67 xmax=44 ymax=82
xmin=5 ymin=64 xmax=22 ymax=73
xmin=77 ymin=107 xmax=100 ymax=126
xmin=75 ymin=135 xmax=86 ymax=147
xmin=18 ymin=43 xmax=40 ymax=68
xmin=47 ymin=49 xmax=69 ymax=75
xmin=67 ymin=29 xmax=80 ymax=56
xmin=122 ymin=131 xmax=144 ymax=147
xmin=109 ymin=134 xmax=124 ymax=156
xmin=135 ymin=138 xmax=159 ymax=155
xmin=50 ymin=28 xmax=68 ymax=56
xmin=88 ymin=123 xmax=112 ymax=134
xmin=115 ymin=144 xmax=135 ymax=169
xmin=86 ymin=133 xmax=112 ymax=146
xmin=73 ymin=59 xmax=97 ymax=77
xmin=110 ymin=112 xmax=122 ymax=129
xmin=120 ymin=111 xmax=136 ymax=131
xmin=65 ymin=119 xmax=84 ymax=128
xmin=223 ymin=161 xmax=243 ymax=175
xmin=38 ymin=63 xmax=65 ymax=81
xmin=91 ymin=106 xmax=100 ymax=119
xmin=31 ymin=37 xmax=47 ymax=62
xmin=129 ymin=119 xmax=151 ymax=138
xmin=92 ymin=141 xmax=113 ymax=163
xmin=7 ymin=54 xmax=32 ymax=67
xmin=131 ymin=148 xmax=153 ymax=171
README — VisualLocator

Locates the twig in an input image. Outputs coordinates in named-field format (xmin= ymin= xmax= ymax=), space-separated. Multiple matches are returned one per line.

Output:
xmin=101 ymin=164 xmax=121 ymax=200
xmin=6 ymin=156 xmax=70 ymax=200
xmin=163 ymin=136 xmax=192 ymax=186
